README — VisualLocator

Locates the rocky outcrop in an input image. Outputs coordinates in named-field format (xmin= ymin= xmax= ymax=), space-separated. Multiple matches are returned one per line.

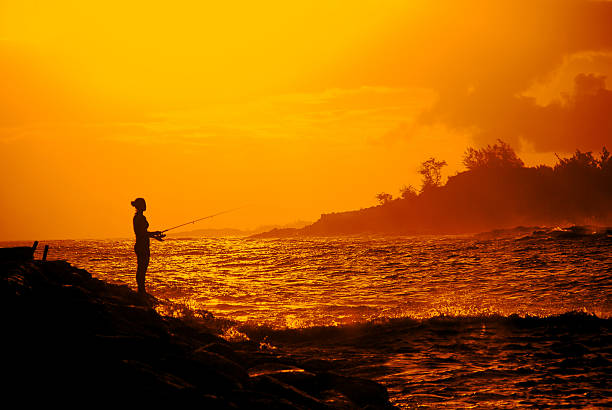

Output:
xmin=1 ymin=259 xmax=395 ymax=408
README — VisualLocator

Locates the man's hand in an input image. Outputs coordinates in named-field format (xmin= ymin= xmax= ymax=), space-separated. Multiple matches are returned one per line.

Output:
xmin=151 ymin=231 xmax=166 ymax=241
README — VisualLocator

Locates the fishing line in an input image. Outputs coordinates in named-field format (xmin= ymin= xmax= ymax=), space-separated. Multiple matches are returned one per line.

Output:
xmin=161 ymin=206 xmax=245 ymax=233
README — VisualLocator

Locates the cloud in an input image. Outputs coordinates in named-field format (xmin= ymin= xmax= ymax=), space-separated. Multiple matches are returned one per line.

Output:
xmin=115 ymin=86 xmax=438 ymax=144
xmin=4 ymin=1 xmax=611 ymax=155
xmin=417 ymin=69 xmax=612 ymax=153
xmin=417 ymin=1 xmax=612 ymax=152
xmin=0 ymin=85 xmax=437 ymax=151
xmin=516 ymin=73 xmax=612 ymax=152
xmin=522 ymin=52 xmax=612 ymax=106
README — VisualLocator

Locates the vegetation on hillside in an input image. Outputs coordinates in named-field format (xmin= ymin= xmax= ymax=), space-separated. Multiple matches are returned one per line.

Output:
xmin=325 ymin=140 xmax=612 ymax=235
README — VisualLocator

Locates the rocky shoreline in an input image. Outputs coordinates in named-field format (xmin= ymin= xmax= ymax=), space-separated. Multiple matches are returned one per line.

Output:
xmin=2 ymin=259 xmax=395 ymax=408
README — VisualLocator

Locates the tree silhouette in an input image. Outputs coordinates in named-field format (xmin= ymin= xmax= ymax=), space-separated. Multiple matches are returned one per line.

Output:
xmin=376 ymin=192 xmax=393 ymax=205
xmin=463 ymin=139 xmax=524 ymax=170
xmin=418 ymin=157 xmax=447 ymax=193
xmin=399 ymin=184 xmax=418 ymax=200
xmin=599 ymin=147 xmax=610 ymax=169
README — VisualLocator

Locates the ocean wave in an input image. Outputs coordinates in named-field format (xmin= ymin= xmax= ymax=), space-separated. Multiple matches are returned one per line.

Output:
xmin=238 ymin=311 xmax=611 ymax=345
xmin=474 ymin=224 xmax=612 ymax=240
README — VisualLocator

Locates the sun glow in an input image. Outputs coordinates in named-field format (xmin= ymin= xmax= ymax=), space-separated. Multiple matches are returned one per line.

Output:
xmin=1 ymin=0 xmax=611 ymax=240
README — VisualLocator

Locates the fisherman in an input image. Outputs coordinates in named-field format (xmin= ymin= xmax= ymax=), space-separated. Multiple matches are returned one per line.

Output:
xmin=131 ymin=198 xmax=165 ymax=294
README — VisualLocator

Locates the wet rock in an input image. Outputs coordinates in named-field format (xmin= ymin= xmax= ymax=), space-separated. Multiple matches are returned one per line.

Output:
xmin=0 ymin=245 xmax=35 ymax=261
xmin=192 ymin=347 xmax=250 ymax=385
xmin=265 ymin=370 xmax=324 ymax=400
xmin=301 ymin=358 xmax=336 ymax=372
xmin=249 ymin=374 xmax=328 ymax=410
xmin=320 ymin=372 xmax=392 ymax=409
xmin=202 ymin=341 xmax=247 ymax=364
xmin=242 ymin=396 xmax=306 ymax=410
xmin=248 ymin=362 xmax=307 ymax=377
xmin=1 ymin=259 xmax=396 ymax=409
xmin=319 ymin=389 xmax=359 ymax=409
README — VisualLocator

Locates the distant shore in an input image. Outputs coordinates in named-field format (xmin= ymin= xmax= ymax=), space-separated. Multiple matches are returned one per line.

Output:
xmin=255 ymin=146 xmax=612 ymax=238
xmin=251 ymin=223 xmax=612 ymax=240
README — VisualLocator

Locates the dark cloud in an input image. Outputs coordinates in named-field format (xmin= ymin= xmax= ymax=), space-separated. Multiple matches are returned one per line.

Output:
xmin=470 ymin=73 xmax=612 ymax=152
xmin=316 ymin=0 xmax=612 ymax=153
xmin=414 ymin=0 xmax=612 ymax=152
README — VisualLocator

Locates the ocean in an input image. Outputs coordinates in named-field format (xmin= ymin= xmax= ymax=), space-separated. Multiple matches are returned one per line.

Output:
xmin=4 ymin=228 xmax=611 ymax=408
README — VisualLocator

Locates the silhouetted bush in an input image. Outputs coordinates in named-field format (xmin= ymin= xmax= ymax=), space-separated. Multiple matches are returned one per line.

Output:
xmin=399 ymin=185 xmax=418 ymax=200
xmin=463 ymin=139 xmax=524 ymax=170
xmin=376 ymin=192 xmax=393 ymax=205
xmin=418 ymin=157 xmax=447 ymax=193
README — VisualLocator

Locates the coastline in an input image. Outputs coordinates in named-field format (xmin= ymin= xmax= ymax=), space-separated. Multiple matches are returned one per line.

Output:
xmin=2 ymin=258 xmax=395 ymax=408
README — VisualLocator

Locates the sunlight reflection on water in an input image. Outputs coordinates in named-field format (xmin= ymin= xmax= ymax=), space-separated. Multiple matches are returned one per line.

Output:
xmin=17 ymin=234 xmax=612 ymax=326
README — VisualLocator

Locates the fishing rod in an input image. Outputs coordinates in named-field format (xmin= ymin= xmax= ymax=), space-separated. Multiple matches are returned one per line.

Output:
xmin=161 ymin=207 xmax=244 ymax=233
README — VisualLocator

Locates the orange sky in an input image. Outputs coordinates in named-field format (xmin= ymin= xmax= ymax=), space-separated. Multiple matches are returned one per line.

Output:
xmin=1 ymin=0 xmax=611 ymax=240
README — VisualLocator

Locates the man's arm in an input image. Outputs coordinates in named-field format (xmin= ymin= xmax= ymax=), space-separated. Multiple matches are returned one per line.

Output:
xmin=149 ymin=231 xmax=166 ymax=241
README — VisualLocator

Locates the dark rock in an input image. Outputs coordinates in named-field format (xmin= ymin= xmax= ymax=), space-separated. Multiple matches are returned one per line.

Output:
xmin=1 ymin=260 xmax=396 ymax=409
xmin=0 ymin=246 xmax=35 ymax=261
xmin=248 ymin=362 xmax=307 ymax=377
xmin=320 ymin=372 xmax=392 ymax=409
xmin=192 ymin=347 xmax=250 ymax=385
xmin=202 ymin=341 xmax=247 ymax=364
xmin=249 ymin=374 xmax=328 ymax=410
xmin=301 ymin=358 xmax=337 ymax=372
xmin=265 ymin=370 xmax=322 ymax=396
